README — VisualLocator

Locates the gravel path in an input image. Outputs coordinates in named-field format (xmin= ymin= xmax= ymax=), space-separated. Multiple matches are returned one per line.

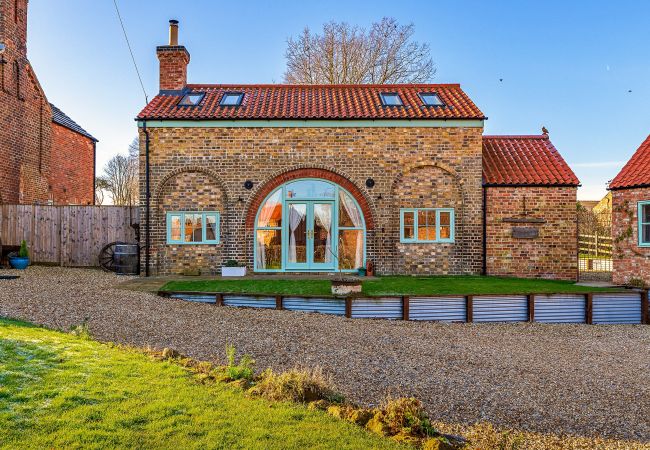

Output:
xmin=1 ymin=267 xmax=649 ymax=444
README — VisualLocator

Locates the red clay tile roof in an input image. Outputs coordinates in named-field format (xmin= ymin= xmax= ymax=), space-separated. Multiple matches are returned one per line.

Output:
xmin=609 ymin=134 xmax=650 ymax=190
xmin=482 ymin=135 xmax=579 ymax=186
xmin=137 ymin=84 xmax=485 ymax=120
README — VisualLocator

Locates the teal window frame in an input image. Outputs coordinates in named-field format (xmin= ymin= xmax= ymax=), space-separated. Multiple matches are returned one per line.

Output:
xmin=166 ymin=211 xmax=220 ymax=245
xmin=639 ymin=201 xmax=650 ymax=247
xmin=253 ymin=178 xmax=366 ymax=273
xmin=400 ymin=208 xmax=455 ymax=243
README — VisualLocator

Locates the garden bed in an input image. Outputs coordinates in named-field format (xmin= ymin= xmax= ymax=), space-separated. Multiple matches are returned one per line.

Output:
xmin=160 ymin=275 xmax=621 ymax=297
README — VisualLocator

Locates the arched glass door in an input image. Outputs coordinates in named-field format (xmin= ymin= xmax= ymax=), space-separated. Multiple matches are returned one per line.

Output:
xmin=255 ymin=179 xmax=365 ymax=272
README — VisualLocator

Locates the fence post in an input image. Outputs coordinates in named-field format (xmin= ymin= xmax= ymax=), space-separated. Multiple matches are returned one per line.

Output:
xmin=641 ymin=291 xmax=649 ymax=325
xmin=585 ymin=293 xmax=593 ymax=325
xmin=466 ymin=295 xmax=473 ymax=323
xmin=345 ymin=297 xmax=352 ymax=318
xmin=402 ymin=296 xmax=409 ymax=320
xmin=215 ymin=293 xmax=224 ymax=306
xmin=527 ymin=294 xmax=535 ymax=322
xmin=275 ymin=295 xmax=283 ymax=310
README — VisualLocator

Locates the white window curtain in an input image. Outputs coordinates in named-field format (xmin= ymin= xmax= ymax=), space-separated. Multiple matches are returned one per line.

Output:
xmin=341 ymin=193 xmax=363 ymax=268
xmin=315 ymin=205 xmax=332 ymax=262
xmin=288 ymin=205 xmax=305 ymax=263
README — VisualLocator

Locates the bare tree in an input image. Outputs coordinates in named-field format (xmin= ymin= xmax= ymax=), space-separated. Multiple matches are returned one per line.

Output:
xmin=97 ymin=138 xmax=139 ymax=206
xmin=284 ymin=18 xmax=435 ymax=84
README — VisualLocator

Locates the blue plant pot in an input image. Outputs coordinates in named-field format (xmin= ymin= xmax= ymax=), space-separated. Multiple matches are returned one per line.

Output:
xmin=9 ymin=257 xmax=29 ymax=270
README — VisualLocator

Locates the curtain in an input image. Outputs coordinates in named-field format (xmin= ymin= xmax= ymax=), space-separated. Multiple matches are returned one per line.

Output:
xmin=341 ymin=193 xmax=363 ymax=268
xmin=315 ymin=205 xmax=332 ymax=262
xmin=256 ymin=231 xmax=266 ymax=269
xmin=288 ymin=205 xmax=304 ymax=263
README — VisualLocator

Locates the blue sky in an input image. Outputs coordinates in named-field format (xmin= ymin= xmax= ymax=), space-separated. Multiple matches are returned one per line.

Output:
xmin=28 ymin=0 xmax=650 ymax=200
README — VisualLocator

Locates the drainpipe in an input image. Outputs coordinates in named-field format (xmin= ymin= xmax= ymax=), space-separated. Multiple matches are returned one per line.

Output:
xmin=482 ymin=185 xmax=487 ymax=275
xmin=143 ymin=120 xmax=151 ymax=277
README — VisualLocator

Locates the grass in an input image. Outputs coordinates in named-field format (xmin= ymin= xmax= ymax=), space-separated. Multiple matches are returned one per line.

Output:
xmin=161 ymin=275 xmax=619 ymax=297
xmin=0 ymin=318 xmax=400 ymax=449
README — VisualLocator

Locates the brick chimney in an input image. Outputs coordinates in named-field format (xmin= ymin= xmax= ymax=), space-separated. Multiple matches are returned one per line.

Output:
xmin=156 ymin=20 xmax=190 ymax=92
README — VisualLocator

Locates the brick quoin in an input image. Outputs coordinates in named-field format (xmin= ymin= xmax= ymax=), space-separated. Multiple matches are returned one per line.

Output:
xmin=245 ymin=168 xmax=375 ymax=230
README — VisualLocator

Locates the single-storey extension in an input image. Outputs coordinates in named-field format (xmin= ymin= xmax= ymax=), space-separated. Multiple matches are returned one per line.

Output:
xmin=136 ymin=20 xmax=579 ymax=279
xmin=610 ymin=134 xmax=650 ymax=287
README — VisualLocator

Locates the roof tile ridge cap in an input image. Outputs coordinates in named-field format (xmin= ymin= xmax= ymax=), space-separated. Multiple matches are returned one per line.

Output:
xmin=482 ymin=134 xmax=547 ymax=139
xmin=186 ymin=83 xmax=462 ymax=89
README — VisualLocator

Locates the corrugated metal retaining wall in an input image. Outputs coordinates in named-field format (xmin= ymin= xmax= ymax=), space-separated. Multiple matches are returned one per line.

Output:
xmin=163 ymin=291 xmax=649 ymax=325
xmin=473 ymin=295 xmax=528 ymax=323
xmin=534 ymin=294 xmax=586 ymax=323
xmin=593 ymin=293 xmax=642 ymax=325
xmin=409 ymin=297 xmax=466 ymax=322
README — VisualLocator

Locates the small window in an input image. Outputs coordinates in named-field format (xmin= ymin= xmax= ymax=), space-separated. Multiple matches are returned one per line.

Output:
xmin=379 ymin=92 xmax=403 ymax=106
xmin=400 ymin=208 xmax=454 ymax=243
xmin=639 ymin=201 xmax=650 ymax=247
xmin=178 ymin=93 xmax=204 ymax=106
xmin=220 ymin=92 xmax=244 ymax=106
xmin=419 ymin=92 xmax=444 ymax=106
xmin=167 ymin=212 xmax=220 ymax=244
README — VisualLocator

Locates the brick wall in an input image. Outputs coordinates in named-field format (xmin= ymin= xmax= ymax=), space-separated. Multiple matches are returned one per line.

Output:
xmin=485 ymin=186 xmax=578 ymax=280
xmin=612 ymin=187 xmax=650 ymax=286
xmin=0 ymin=0 xmax=51 ymax=204
xmin=50 ymin=123 xmax=95 ymax=205
xmin=140 ymin=125 xmax=484 ymax=275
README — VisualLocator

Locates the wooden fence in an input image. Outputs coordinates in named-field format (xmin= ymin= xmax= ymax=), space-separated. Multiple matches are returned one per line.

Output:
xmin=0 ymin=205 xmax=139 ymax=267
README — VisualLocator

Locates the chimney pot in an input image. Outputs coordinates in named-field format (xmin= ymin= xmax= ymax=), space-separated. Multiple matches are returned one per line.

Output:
xmin=169 ymin=19 xmax=179 ymax=46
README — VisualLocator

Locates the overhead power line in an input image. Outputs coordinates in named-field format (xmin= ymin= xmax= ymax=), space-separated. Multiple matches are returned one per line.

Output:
xmin=112 ymin=0 xmax=148 ymax=104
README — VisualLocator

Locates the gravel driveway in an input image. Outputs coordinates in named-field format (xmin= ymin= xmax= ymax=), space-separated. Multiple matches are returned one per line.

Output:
xmin=1 ymin=267 xmax=649 ymax=444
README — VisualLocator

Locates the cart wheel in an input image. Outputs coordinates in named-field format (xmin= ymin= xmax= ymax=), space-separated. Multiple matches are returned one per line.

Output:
xmin=98 ymin=241 xmax=126 ymax=272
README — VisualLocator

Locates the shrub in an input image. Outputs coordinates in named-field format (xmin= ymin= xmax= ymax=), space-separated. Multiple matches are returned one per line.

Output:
xmin=70 ymin=320 xmax=91 ymax=340
xmin=248 ymin=367 xmax=342 ymax=404
xmin=627 ymin=277 xmax=646 ymax=289
xmin=225 ymin=344 xmax=255 ymax=381
xmin=368 ymin=397 xmax=440 ymax=439
xmin=18 ymin=240 xmax=29 ymax=258
xmin=224 ymin=259 xmax=241 ymax=267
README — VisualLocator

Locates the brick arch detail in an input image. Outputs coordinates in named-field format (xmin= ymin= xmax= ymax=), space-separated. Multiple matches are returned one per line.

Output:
xmin=152 ymin=166 xmax=230 ymax=207
xmin=244 ymin=167 xmax=375 ymax=230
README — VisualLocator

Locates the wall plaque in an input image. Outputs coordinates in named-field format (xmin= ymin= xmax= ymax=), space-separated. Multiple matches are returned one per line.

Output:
xmin=512 ymin=227 xmax=539 ymax=239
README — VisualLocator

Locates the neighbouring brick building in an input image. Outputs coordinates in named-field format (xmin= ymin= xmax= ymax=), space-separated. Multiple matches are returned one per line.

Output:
xmin=137 ymin=20 xmax=579 ymax=279
xmin=610 ymin=134 xmax=650 ymax=287
xmin=0 ymin=0 xmax=96 ymax=206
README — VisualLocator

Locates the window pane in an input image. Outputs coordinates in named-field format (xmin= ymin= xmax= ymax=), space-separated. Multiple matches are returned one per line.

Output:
xmin=439 ymin=211 xmax=451 ymax=239
xmin=170 ymin=215 xmax=181 ymax=241
xmin=258 ymin=189 xmax=282 ymax=227
xmin=179 ymin=94 xmax=203 ymax=106
xmin=339 ymin=191 xmax=363 ymax=227
xmin=643 ymin=224 xmax=650 ymax=244
xmin=339 ymin=230 xmax=364 ymax=270
xmin=192 ymin=214 xmax=203 ymax=242
xmin=205 ymin=214 xmax=218 ymax=241
xmin=285 ymin=180 xmax=335 ymax=199
xmin=288 ymin=204 xmax=307 ymax=263
xmin=420 ymin=93 xmax=443 ymax=106
xmin=381 ymin=93 xmax=403 ymax=106
xmin=184 ymin=214 xmax=194 ymax=242
xmin=417 ymin=210 xmax=436 ymax=241
xmin=643 ymin=204 xmax=650 ymax=224
xmin=220 ymin=93 xmax=243 ymax=106
xmin=256 ymin=230 xmax=282 ymax=269
xmin=403 ymin=211 xmax=414 ymax=239
xmin=313 ymin=203 xmax=333 ymax=264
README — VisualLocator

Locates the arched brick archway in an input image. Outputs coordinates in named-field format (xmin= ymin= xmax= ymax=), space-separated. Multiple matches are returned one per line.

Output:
xmin=245 ymin=168 xmax=375 ymax=230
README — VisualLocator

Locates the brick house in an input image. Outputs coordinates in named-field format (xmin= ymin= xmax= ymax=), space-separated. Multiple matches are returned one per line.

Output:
xmin=610 ymin=134 xmax=650 ymax=287
xmin=137 ymin=21 xmax=578 ymax=279
xmin=0 ymin=0 xmax=96 ymax=206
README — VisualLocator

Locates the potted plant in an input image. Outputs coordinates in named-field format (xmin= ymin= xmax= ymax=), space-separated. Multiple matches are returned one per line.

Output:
xmin=221 ymin=259 xmax=246 ymax=277
xmin=9 ymin=240 xmax=30 ymax=270
xmin=329 ymin=241 xmax=362 ymax=295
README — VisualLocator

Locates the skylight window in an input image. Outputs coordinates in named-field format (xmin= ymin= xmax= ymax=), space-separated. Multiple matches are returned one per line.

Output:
xmin=419 ymin=93 xmax=444 ymax=106
xmin=379 ymin=92 xmax=403 ymax=106
xmin=178 ymin=93 xmax=204 ymax=106
xmin=220 ymin=92 xmax=244 ymax=106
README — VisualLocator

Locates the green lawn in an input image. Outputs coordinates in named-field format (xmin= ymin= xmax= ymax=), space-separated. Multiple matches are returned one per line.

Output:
xmin=0 ymin=318 xmax=400 ymax=449
xmin=161 ymin=275 xmax=619 ymax=297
